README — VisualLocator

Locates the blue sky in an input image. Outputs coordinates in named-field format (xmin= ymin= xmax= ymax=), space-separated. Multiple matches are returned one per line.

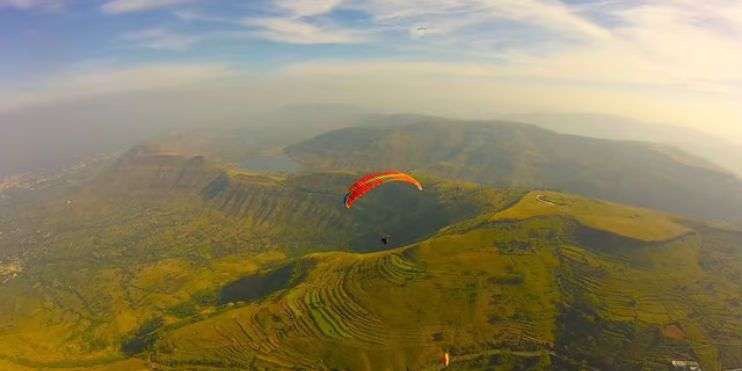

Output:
xmin=1 ymin=0 xmax=741 ymax=139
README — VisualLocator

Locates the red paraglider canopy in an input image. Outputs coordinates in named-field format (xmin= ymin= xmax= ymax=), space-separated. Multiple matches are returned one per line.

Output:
xmin=344 ymin=171 xmax=422 ymax=208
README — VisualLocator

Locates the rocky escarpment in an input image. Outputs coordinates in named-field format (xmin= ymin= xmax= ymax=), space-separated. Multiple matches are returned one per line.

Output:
xmin=93 ymin=145 xmax=223 ymax=193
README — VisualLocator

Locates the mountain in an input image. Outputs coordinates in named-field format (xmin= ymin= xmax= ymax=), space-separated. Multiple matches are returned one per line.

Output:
xmin=506 ymin=113 xmax=742 ymax=178
xmin=0 ymin=146 xmax=740 ymax=370
xmin=287 ymin=116 xmax=742 ymax=221
xmin=150 ymin=192 xmax=741 ymax=370
xmin=0 ymin=102 xmax=368 ymax=179
xmin=0 ymin=146 xmax=521 ymax=367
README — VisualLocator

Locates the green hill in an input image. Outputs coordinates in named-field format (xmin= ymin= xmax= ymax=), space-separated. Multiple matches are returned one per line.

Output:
xmin=486 ymin=191 xmax=689 ymax=241
xmin=286 ymin=117 xmax=742 ymax=221
xmin=0 ymin=147 xmax=520 ymax=367
xmin=146 ymin=193 xmax=740 ymax=371
xmin=0 ymin=146 xmax=739 ymax=370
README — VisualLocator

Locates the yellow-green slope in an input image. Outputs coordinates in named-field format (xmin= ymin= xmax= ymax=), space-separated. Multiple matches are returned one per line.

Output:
xmin=144 ymin=199 xmax=741 ymax=370
xmin=489 ymin=191 xmax=690 ymax=241
xmin=1 ymin=149 xmax=739 ymax=370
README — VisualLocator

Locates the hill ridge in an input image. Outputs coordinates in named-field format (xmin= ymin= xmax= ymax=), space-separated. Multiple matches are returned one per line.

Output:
xmin=286 ymin=116 xmax=742 ymax=220
xmin=0 ymin=146 xmax=739 ymax=370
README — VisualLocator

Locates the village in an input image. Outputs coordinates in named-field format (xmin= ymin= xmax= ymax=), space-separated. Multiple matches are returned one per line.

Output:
xmin=0 ymin=153 xmax=116 ymax=196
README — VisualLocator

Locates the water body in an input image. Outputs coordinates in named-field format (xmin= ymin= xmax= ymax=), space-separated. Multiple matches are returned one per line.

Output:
xmin=240 ymin=154 xmax=301 ymax=173
xmin=219 ymin=260 xmax=314 ymax=304
xmin=219 ymin=264 xmax=295 ymax=304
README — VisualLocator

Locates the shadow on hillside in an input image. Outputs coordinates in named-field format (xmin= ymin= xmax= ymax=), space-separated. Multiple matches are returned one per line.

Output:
xmin=219 ymin=259 xmax=314 ymax=304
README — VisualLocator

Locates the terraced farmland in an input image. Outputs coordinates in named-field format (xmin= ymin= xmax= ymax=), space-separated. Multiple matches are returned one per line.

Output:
xmin=0 ymin=149 xmax=524 ymax=367
xmin=140 ymin=208 xmax=741 ymax=370
xmin=0 ymin=147 xmax=740 ymax=370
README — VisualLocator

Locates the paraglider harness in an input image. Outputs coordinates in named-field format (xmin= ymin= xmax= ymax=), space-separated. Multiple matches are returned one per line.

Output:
xmin=380 ymin=234 xmax=391 ymax=245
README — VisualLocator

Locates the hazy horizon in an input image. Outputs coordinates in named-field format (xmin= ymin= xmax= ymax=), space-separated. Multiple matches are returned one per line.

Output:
xmin=1 ymin=0 xmax=741 ymax=142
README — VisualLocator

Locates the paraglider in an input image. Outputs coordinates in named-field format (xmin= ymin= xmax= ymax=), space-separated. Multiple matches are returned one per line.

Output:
xmin=441 ymin=351 xmax=450 ymax=367
xmin=343 ymin=171 xmax=422 ymax=209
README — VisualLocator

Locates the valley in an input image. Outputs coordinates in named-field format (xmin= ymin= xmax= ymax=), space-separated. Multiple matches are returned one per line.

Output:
xmin=0 ymin=116 xmax=740 ymax=370
xmin=4 ymin=0 xmax=741 ymax=368
xmin=287 ymin=117 xmax=742 ymax=221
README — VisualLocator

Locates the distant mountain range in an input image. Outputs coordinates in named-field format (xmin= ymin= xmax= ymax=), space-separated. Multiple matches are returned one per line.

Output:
xmin=506 ymin=113 xmax=742 ymax=178
xmin=0 ymin=102 xmax=367 ymax=178
xmin=287 ymin=115 xmax=742 ymax=221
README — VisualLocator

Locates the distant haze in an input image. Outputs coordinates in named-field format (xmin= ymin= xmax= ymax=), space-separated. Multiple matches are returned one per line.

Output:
xmin=2 ymin=94 xmax=742 ymax=179
xmin=506 ymin=113 xmax=742 ymax=178
xmin=1 ymin=0 xmax=741 ymax=174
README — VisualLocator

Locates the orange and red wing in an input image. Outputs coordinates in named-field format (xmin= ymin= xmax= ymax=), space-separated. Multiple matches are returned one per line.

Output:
xmin=344 ymin=171 xmax=422 ymax=208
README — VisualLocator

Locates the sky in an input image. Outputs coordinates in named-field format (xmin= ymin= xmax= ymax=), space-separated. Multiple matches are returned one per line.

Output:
xmin=1 ymin=0 xmax=741 ymax=141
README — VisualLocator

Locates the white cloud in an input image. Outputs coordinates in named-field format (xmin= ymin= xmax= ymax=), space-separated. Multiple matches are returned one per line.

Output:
xmin=101 ymin=0 xmax=195 ymax=14
xmin=0 ymin=0 xmax=64 ymax=10
xmin=305 ymin=0 xmax=740 ymax=95
xmin=121 ymin=28 xmax=199 ymax=51
xmin=0 ymin=63 xmax=235 ymax=112
xmin=274 ymin=0 xmax=345 ymax=17
xmin=242 ymin=17 xmax=363 ymax=44
xmin=351 ymin=0 xmax=609 ymax=41
xmin=0 ymin=0 xmax=29 ymax=8
xmin=280 ymin=47 xmax=742 ymax=139
xmin=483 ymin=1 xmax=742 ymax=96
xmin=282 ymin=60 xmax=501 ymax=79
xmin=241 ymin=0 xmax=358 ymax=44
xmin=173 ymin=9 xmax=229 ymax=22
xmin=4 ymin=0 xmax=742 ymax=140
xmin=233 ymin=0 xmax=610 ymax=48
